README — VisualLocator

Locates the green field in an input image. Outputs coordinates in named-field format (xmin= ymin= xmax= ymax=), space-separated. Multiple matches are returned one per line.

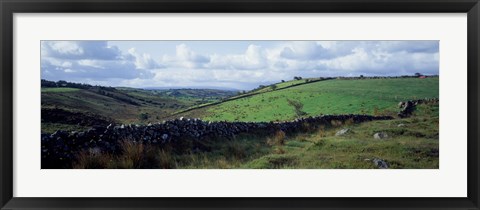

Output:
xmin=41 ymin=87 xmax=80 ymax=93
xmin=177 ymin=77 xmax=438 ymax=122
xmin=41 ymin=85 xmax=237 ymax=132
xmin=41 ymin=77 xmax=439 ymax=127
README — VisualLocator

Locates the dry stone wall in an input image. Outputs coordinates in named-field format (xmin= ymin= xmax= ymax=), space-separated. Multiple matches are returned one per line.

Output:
xmin=397 ymin=98 xmax=439 ymax=118
xmin=41 ymin=114 xmax=393 ymax=168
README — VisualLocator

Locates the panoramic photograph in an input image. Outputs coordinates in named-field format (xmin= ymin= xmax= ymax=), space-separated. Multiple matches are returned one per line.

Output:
xmin=41 ymin=40 xmax=439 ymax=169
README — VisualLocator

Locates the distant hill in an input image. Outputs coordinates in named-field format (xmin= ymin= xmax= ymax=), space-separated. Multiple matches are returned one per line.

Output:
xmin=41 ymin=77 xmax=439 ymax=132
xmin=150 ymin=88 xmax=238 ymax=100
xmin=41 ymin=80 xmax=237 ymax=133
xmin=173 ymin=77 xmax=439 ymax=122
xmin=145 ymin=86 xmax=241 ymax=91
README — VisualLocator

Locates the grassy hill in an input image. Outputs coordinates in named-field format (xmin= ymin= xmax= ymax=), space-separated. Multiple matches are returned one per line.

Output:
xmin=176 ymin=77 xmax=439 ymax=122
xmin=42 ymin=77 xmax=439 ymax=169
xmin=42 ymin=77 xmax=438 ymax=133
xmin=41 ymin=84 xmax=237 ymax=133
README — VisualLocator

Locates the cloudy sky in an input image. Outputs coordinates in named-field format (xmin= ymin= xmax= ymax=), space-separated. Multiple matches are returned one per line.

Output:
xmin=41 ymin=40 xmax=439 ymax=90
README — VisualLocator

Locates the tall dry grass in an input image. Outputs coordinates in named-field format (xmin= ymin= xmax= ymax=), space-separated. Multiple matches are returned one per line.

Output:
xmin=73 ymin=150 xmax=113 ymax=169
xmin=73 ymin=139 xmax=177 ymax=169
xmin=267 ymin=130 xmax=286 ymax=146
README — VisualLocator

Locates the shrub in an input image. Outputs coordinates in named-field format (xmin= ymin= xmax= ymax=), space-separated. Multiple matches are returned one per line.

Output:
xmin=139 ymin=112 xmax=149 ymax=120
xmin=287 ymin=99 xmax=307 ymax=118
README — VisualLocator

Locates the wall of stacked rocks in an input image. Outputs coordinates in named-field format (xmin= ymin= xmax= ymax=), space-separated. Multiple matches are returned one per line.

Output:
xmin=41 ymin=114 xmax=393 ymax=168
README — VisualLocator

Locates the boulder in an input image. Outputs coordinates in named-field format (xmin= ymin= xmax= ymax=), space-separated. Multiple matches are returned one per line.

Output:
xmin=335 ymin=128 xmax=351 ymax=136
xmin=372 ymin=158 xmax=389 ymax=169
xmin=373 ymin=132 xmax=389 ymax=139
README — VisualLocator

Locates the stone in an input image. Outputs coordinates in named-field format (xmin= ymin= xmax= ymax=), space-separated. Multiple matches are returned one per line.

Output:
xmin=373 ymin=132 xmax=388 ymax=139
xmin=397 ymin=123 xmax=406 ymax=127
xmin=335 ymin=128 xmax=351 ymax=136
xmin=372 ymin=158 xmax=389 ymax=169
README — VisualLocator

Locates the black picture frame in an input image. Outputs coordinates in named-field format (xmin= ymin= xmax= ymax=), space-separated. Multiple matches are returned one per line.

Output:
xmin=1 ymin=0 xmax=479 ymax=209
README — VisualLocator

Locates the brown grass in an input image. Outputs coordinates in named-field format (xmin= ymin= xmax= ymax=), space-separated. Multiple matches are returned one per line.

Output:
xmin=73 ymin=139 xmax=177 ymax=169
xmin=274 ymin=147 xmax=286 ymax=154
xmin=225 ymin=141 xmax=247 ymax=160
xmin=73 ymin=150 xmax=113 ymax=169
xmin=317 ymin=126 xmax=327 ymax=138
xmin=158 ymin=149 xmax=176 ymax=169
xmin=267 ymin=130 xmax=286 ymax=146
xmin=118 ymin=140 xmax=144 ymax=168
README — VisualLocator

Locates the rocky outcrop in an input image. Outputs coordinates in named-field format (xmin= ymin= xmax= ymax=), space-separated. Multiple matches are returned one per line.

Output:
xmin=41 ymin=114 xmax=393 ymax=168
xmin=397 ymin=98 xmax=439 ymax=118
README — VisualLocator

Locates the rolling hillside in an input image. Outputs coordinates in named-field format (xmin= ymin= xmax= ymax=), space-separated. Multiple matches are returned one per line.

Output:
xmin=175 ymin=77 xmax=439 ymax=122
xmin=42 ymin=77 xmax=438 ymax=132
xmin=41 ymin=77 xmax=440 ymax=169
xmin=41 ymin=81 xmax=237 ymax=133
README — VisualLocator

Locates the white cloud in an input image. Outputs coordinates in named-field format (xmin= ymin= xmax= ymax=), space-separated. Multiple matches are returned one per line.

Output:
xmin=132 ymin=68 xmax=285 ymax=90
xmin=41 ymin=41 xmax=439 ymax=89
xmin=208 ymin=44 xmax=267 ymax=70
xmin=161 ymin=44 xmax=210 ymax=68
xmin=280 ymin=41 xmax=334 ymax=60
xmin=41 ymin=41 xmax=154 ymax=81
xmin=78 ymin=59 xmax=105 ymax=69
xmin=43 ymin=41 xmax=84 ymax=56
xmin=41 ymin=41 xmax=122 ymax=60
xmin=128 ymin=48 xmax=163 ymax=70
